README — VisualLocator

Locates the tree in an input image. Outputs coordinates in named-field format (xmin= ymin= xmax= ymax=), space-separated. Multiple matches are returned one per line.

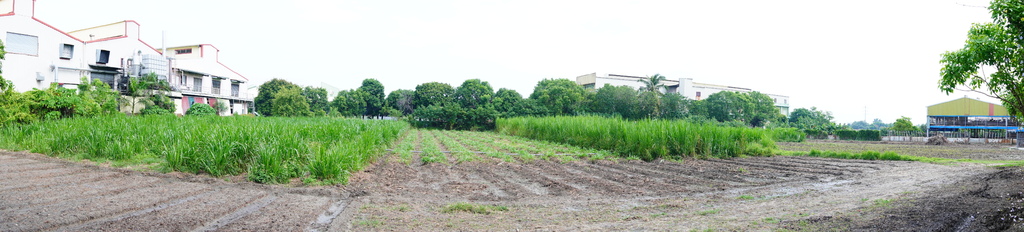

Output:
xmin=591 ymin=84 xmax=638 ymax=118
xmin=636 ymin=91 xmax=662 ymax=119
xmin=638 ymin=73 xmax=668 ymax=93
xmin=301 ymin=86 xmax=329 ymax=116
xmin=358 ymin=79 xmax=385 ymax=118
xmin=125 ymin=73 xmax=170 ymax=115
xmin=704 ymin=91 xmax=748 ymax=123
xmin=788 ymin=107 xmax=840 ymax=131
xmin=528 ymin=78 xmax=588 ymax=115
xmin=492 ymin=88 xmax=522 ymax=117
xmin=745 ymin=91 xmax=782 ymax=127
xmin=254 ymin=78 xmax=300 ymax=116
xmin=332 ymin=89 xmax=366 ymax=117
xmin=271 ymin=86 xmax=311 ymax=117
xmin=454 ymin=79 xmax=494 ymax=109
xmin=659 ymin=93 xmax=691 ymax=120
xmin=891 ymin=116 xmax=921 ymax=131
xmin=413 ymin=82 xmax=455 ymax=109
xmin=940 ymin=0 xmax=1024 ymax=117
xmin=385 ymin=89 xmax=415 ymax=115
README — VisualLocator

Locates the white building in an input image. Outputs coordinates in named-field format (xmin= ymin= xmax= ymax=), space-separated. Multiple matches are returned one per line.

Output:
xmin=164 ymin=44 xmax=252 ymax=115
xmin=0 ymin=0 xmax=252 ymax=115
xmin=0 ymin=0 xmax=91 ymax=91
xmin=576 ymin=72 xmax=790 ymax=115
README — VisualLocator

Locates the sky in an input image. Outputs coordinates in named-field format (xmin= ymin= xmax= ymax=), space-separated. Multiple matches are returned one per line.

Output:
xmin=34 ymin=0 xmax=1000 ymax=124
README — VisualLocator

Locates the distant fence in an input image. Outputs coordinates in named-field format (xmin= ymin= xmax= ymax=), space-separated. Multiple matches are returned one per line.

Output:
xmin=808 ymin=130 xmax=1018 ymax=144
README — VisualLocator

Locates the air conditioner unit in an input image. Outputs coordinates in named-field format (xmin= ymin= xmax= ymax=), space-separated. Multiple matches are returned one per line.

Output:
xmin=96 ymin=49 xmax=110 ymax=64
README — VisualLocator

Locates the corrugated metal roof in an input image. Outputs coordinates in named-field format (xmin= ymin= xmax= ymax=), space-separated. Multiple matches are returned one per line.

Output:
xmin=927 ymin=97 xmax=1010 ymax=116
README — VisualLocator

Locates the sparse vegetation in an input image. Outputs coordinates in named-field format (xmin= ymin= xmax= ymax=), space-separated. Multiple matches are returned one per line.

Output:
xmin=441 ymin=202 xmax=509 ymax=215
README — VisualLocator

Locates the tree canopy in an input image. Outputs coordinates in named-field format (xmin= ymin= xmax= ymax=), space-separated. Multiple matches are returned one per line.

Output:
xmin=413 ymin=82 xmax=455 ymax=109
xmin=254 ymin=78 xmax=300 ymax=116
xmin=890 ymin=116 xmax=921 ymax=131
xmin=940 ymin=0 xmax=1024 ymax=117
xmin=386 ymin=89 xmax=415 ymax=115
xmin=454 ymin=79 xmax=493 ymax=109
xmin=332 ymin=89 xmax=366 ymax=117
xmin=529 ymin=78 xmax=588 ymax=115
xmin=358 ymin=79 xmax=386 ymax=118
xmin=270 ymin=86 xmax=311 ymax=117
xmin=302 ymin=86 xmax=329 ymax=116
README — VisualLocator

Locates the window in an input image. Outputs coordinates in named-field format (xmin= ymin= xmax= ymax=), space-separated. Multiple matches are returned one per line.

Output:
xmin=59 ymin=44 xmax=74 ymax=59
xmin=193 ymin=77 xmax=202 ymax=92
xmin=175 ymin=48 xmax=192 ymax=54
xmin=231 ymin=84 xmax=240 ymax=97
xmin=6 ymin=32 xmax=38 ymax=55
xmin=96 ymin=49 xmax=110 ymax=64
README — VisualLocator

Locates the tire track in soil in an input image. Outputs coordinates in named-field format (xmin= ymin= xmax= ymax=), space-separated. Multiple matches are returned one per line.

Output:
xmin=0 ymin=171 xmax=121 ymax=193
xmin=0 ymin=175 xmax=162 ymax=210
xmin=219 ymin=193 xmax=334 ymax=231
xmin=623 ymin=160 xmax=755 ymax=184
xmin=595 ymin=161 xmax=743 ymax=190
xmin=4 ymin=181 xmax=213 ymax=231
xmin=0 ymin=158 xmax=43 ymax=166
xmin=769 ymin=156 xmax=885 ymax=170
xmin=517 ymin=162 xmax=598 ymax=194
xmin=73 ymin=188 xmax=267 ymax=231
xmin=454 ymin=163 xmax=535 ymax=199
xmin=501 ymin=162 xmax=582 ymax=196
xmin=564 ymin=162 xmax=685 ymax=195
xmin=704 ymin=158 xmax=846 ymax=176
xmin=746 ymin=157 xmax=869 ymax=174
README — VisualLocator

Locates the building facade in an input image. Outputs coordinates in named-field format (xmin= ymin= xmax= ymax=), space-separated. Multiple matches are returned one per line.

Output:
xmin=926 ymin=97 xmax=1019 ymax=133
xmin=0 ymin=0 xmax=252 ymax=115
xmin=575 ymin=72 xmax=790 ymax=115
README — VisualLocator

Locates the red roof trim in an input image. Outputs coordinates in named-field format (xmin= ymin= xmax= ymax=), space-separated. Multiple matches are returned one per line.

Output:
xmin=0 ymin=12 xmax=13 ymax=17
xmin=217 ymin=61 xmax=248 ymax=81
xmin=85 ymin=35 xmax=128 ymax=43
xmin=137 ymin=39 xmax=162 ymax=54
xmin=31 ymin=17 xmax=84 ymax=43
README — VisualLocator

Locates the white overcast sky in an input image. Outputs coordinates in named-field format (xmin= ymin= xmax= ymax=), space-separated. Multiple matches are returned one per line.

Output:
xmin=34 ymin=0 xmax=999 ymax=124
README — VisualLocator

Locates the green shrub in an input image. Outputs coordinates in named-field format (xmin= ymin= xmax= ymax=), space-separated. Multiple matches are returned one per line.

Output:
xmin=140 ymin=106 xmax=172 ymax=115
xmin=803 ymin=129 xmax=828 ymax=139
xmin=769 ymin=128 xmax=805 ymax=142
xmin=857 ymin=130 xmax=881 ymax=141
xmin=185 ymin=103 xmax=217 ymax=116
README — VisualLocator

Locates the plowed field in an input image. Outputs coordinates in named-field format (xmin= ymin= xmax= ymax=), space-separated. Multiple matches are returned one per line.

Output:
xmin=2 ymin=130 xmax=1021 ymax=231
xmin=0 ymin=151 xmax=350 ymax=232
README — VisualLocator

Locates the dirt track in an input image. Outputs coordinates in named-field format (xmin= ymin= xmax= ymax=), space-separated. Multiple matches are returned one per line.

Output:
xmin=0 ymin=151 xmax=350 ymax=232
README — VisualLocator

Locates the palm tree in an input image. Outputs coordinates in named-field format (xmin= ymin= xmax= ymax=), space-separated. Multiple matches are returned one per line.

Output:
xmin=638 ymin=74 xmax=668 ymax=94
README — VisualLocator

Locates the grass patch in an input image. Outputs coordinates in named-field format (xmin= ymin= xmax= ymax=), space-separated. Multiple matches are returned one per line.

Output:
xmin=441 ymin=202 xmax=509 ymax=215
xmin=737 ymin=195 xmax=757 ymax=200
xmin=782 ymin=149 xmax=960 ymax=163
xmin=355 ymin=219 xmax=384 ymax=227
xmin=0 ymin=115 xmax=407 ymax=184
xmin=498 ymin=116 xmax=777 ymax=160
xmin=872 ymin=199 xmax=893 ymax=207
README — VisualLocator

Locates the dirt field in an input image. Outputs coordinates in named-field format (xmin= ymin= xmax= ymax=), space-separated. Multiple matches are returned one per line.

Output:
xmin=337 ymin=144 xmax=1020 ymax=231
xmin=0 ymin=151 xmax=352 ymax=232
xmin=3 ymin=136 xmax=1023 ymax=231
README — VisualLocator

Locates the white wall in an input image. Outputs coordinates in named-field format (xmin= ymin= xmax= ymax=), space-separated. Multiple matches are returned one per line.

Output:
xmin=0 ymin=13 xmax=87 ymax=92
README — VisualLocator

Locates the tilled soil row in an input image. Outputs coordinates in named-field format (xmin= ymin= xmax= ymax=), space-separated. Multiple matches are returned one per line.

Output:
xmin=0 ymin=151 xmax=350 ymax=231
xmin=347 ymin=155 xmax=899 ymax=201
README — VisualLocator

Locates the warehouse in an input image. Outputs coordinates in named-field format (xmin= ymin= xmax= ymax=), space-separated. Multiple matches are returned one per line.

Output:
xmin=927 ymin=97 xmax=1019 ymax=140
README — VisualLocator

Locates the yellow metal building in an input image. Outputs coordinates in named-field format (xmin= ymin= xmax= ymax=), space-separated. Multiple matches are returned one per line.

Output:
xmin=926 ymin=97 xmax=1017 ymax=132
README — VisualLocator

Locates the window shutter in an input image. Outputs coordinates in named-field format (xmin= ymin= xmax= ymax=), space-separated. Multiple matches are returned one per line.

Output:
xmin=6 ymin=32 xmax=38 ymax=55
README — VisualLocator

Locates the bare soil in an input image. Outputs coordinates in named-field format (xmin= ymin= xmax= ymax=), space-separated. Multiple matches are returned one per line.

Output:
xmin=3 ymin=140 xmax=1022 ymax=231
xmin=0 ymin=151 xmax=348 ymax=232
xmin=338 ymin=149 xmax=1017 ymax=231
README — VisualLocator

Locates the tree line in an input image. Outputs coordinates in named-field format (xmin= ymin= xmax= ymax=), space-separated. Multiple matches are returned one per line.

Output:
xmin=254 ymin=75 xmax=827 ymax=130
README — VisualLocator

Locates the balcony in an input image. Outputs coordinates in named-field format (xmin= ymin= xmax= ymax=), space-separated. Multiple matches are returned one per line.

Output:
xmin=212 ymin=87 xmax=221 ymax=95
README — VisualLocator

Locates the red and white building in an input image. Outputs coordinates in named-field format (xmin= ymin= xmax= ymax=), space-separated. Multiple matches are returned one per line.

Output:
xmin=0 ymin=0 xmax=252 ymax=115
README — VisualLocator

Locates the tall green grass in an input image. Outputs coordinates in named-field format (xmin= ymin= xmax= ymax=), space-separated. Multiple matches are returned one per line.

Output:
xmin=496 ymin=116 xmax=777 ymax=160
xmin=0 ymin=115 xmax=407 ymax=184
